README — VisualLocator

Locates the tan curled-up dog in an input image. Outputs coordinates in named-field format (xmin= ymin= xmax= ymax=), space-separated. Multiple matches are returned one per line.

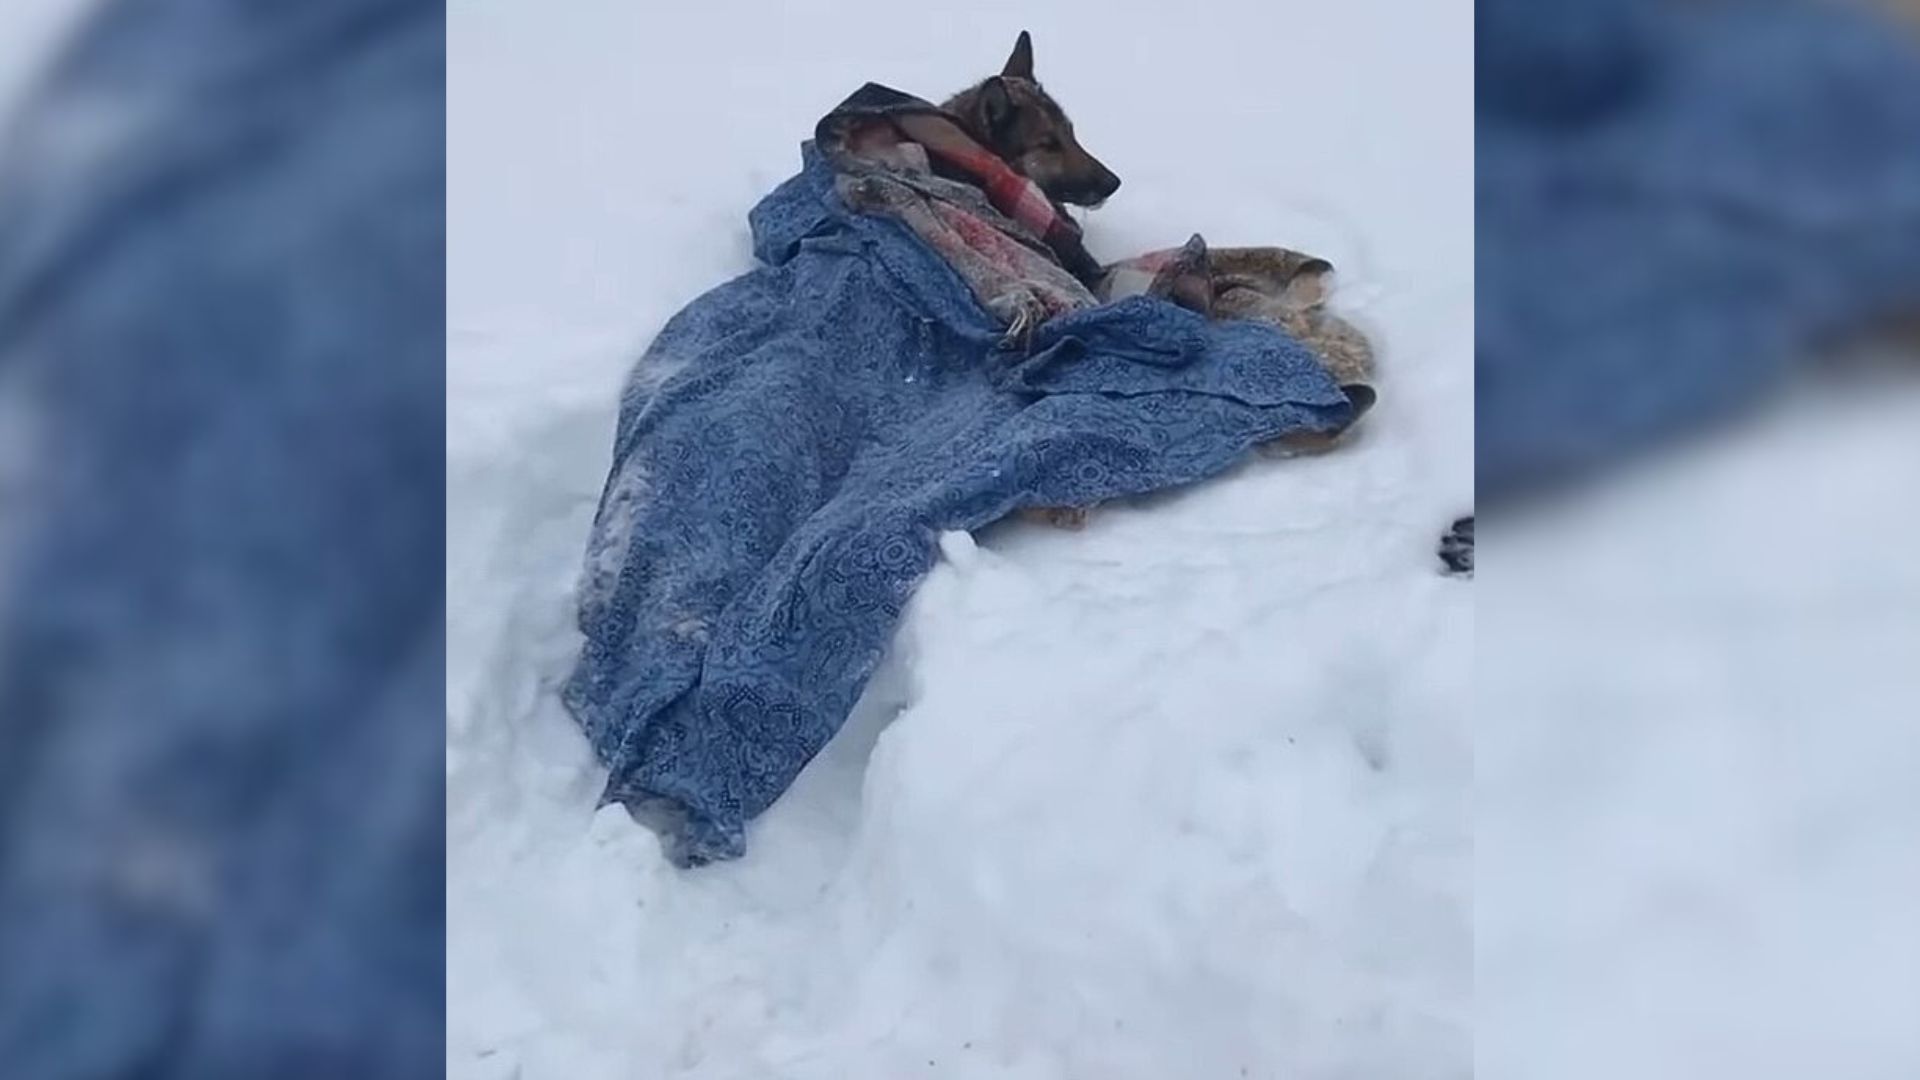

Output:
xmin=939 ymin=34 xmax=1376 ymax=396
xmin=928 ymin=33 xmax=1378 ymax=529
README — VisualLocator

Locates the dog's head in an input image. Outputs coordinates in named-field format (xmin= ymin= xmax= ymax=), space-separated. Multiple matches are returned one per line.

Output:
xmin=947 ymin=31 xmax=1121 ymax=207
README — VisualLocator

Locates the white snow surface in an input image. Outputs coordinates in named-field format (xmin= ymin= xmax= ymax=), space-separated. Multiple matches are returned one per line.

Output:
xmin=447 ymin=1 xmax=1472 ymax=1078
xmin=1479 ymin=378 xmax=1920 ymax=1080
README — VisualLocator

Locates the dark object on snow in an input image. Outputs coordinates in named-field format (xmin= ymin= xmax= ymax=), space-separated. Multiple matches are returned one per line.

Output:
xmin=1438 ymin=516 xmax=1475 ymax=577
xmin=1477 ymin=0 xmax=1920 ymax=501
xmin=563 ymin=89 xmax=1361 ymax=866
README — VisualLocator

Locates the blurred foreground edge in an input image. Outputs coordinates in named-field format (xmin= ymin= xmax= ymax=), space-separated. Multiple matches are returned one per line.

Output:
xmin=1475 ymin=0 xmax=1920 ymax=506
xmin=1474 ymin=2 xmax=1920 ymax=1078
xmin=0 ymin=2 xmax=445 ymax=1078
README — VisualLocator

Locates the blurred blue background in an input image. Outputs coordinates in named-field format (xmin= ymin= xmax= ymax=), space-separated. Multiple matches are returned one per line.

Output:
xmin=1 ymin=0 xmax=1915 ymax=1076
xmin=1477 ymin=0 xmax=1920 ymax=499
xmin=0 ymin=1 xmax=443 ymax=1077
xmin=1477 ymin=2 xmax=1920 ymax=1077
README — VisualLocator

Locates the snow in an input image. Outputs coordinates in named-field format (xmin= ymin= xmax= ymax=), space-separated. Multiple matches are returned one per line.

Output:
xmin=1479 ymin=377 xmax=1920 ymax=1079
xmin=448 ymin=1 xmax=1471 ymax=1077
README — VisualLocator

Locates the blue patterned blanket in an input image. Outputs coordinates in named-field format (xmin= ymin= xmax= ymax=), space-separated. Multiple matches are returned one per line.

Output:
xmin=1477 ymin=0 xmax=1920 ymax=500
xmin=563 ymin=138 xmax=1358 ymax=865
xmin=0 ymin=2 xmax=443 ymax=1075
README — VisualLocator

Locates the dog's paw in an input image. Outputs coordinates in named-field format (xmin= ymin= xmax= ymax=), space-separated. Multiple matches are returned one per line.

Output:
xmin=1256 ymin=383 xmax=1375 ymax=459
xmin=1257 ymin=431 xmax=1340 ymax=458
xmin=1019 ymin=506 xmax=1092 ymax=530
xmin=1438 ymin=515 xmax=1473 ymax=577
xmin=1339 ymin=383 xmax=1377 ymax=420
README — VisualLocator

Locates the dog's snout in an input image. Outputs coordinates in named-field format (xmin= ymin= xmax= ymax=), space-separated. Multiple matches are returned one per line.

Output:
xmin=1069 ymin=164 xmax=1120 ymax=207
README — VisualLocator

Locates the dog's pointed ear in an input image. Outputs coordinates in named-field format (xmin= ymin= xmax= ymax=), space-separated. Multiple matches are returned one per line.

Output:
xmin=979 ymin=77 xmax=1014 ymax=137
xmin=1002 ymin=30 xmax=1034 ymax=80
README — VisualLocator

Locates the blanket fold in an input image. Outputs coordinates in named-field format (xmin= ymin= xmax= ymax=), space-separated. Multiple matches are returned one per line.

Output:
xmin=566 ymin=85 xmax=1364 ymax=864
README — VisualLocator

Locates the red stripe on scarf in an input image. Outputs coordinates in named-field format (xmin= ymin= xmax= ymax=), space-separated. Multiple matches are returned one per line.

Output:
xmin=900 ymin=123 xmax=1069 ymax=240
xmin=878 ymin=110 xmax=1100 ymax=283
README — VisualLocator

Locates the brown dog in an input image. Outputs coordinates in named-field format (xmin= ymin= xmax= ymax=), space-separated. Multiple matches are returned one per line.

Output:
xmin=940 ymin=35 xmax=1372 ymax=531
xmin=941 ymin=31 xmax=1121 ymax=208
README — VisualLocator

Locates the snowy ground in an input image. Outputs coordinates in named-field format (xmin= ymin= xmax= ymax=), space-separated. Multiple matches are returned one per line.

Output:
xmin=1479 ymin=373 xmax=1920 ymax=1080
xmin=447 ymin=1 xmax=1472 ymax=1077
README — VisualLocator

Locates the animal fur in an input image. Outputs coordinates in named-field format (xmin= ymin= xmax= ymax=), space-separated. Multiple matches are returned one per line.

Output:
xmin=940 ymin=31 xmax=1121 ymax=208
xmin=934 ymin=34 xmax=1376 ymax=530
